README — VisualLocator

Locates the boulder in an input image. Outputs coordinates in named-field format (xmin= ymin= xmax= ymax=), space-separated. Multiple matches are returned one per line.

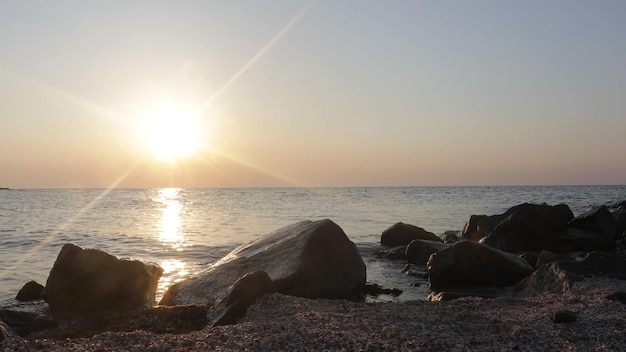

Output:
xmin=41 ymin=243 xmax=163 ymax=312
xmin=406 ymin=240 xmax=449 ymax=265
xmin=461 ymin=215 xmax=488 ymax=242
xmin=480 ymin=203 xmax=574 ymax=253
xmin=444 ymin=233 xmax=459 ymax=244
xmin=534 ymin=250 xmax=576 ymax=269
xmin=210 ymin=271 xmax=276 ymax=326
xmin=514 ymin=252 xmax=626 ymax=297
xmin=427 ymin=241 xmax=533 ymax=290
xmin=562 ymin=206 xmax=620 ymax=251
xmin=15 ymin=281 xmax=44 ymax=301
xmin=160 ymin=219 xmax=366 ymax=306
xmin=614 ymin=206 xmax=626 ymax=237
xmin=0 ymin=310 xmax=57 ymax=338
xmin=380 ymin=222 xmax=442 ymax=246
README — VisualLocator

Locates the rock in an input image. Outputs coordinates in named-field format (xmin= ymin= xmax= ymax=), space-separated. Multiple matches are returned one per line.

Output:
xmin=380 ymin=222 xmax=442 ymax=247
xmin=41 ymin=243 xmax=163 ymax=312
xmin=363 ymin=284 xmax=402 ymax=297
xmin=480 ymin=203 xmax=574 ymax=253
xmin=513 ymin=262 xmax=578 ymax=297
xmin=15 ymin=280 xmax=44 ymax=301
xmin=612 ymin=206 xmax=626 ymax=237
xmin=552 ymin=310 xmax=577 ymax=324
xmin=210 ymin=271 xmax=276 ymax=326
xmin=519 ymin=252 xmax=540 ymax=268
xmin=1 ymin=320 xmax=22 ymax=342
xmin=514 ymin=252 xmax=626 ymax=297
xmin=406 ymin=240 xmax=449 ymax=265
xmin=427 ymin=241 xmax=533 ymax=290
xmin=0 ymin=310 xmax=58 ymax=338
xmin=606 ymin=291 xmax=626 ymax=304
xmin=566 ymin=206 xmax=620 ymax=250
xmin=560 ymin=228 xmax=616 ymax=252
xmin=160 ymin=219 xmax=366 ymax=306
xmin=461 ymin=215 xmax=488 ymax=242
xmin=30 ymin=304 xmax=210 ymax=339
xmin=444 ymin=233 xmax=459 ymax=244
xmin=375 ymin=245 xmax=408 ymax=260
xmin=534 ymin=250 xmax=576 ymax=269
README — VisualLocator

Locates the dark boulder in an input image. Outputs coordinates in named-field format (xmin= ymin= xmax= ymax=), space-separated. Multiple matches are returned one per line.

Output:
xmin=427 ymin=241 xmax=533 ymax=290
xmin=15 ymin=281 xmax=44 ymax=301
xmin=461 ymin=215 xmax=488 ymax=242
xmin=406 ymin=240 xmax=449 ymax=265
xmin=514 ymin=252 xmax=626 ymax=297
xmin=567 ymin=206 xmax=620 ymax=247
xmin=480 ymin=203 xmax=574 ymax=253
xmin=210 ymin=271 xmax=276 ymax=326
xmin=612 ymin=206 xmax=626 ymax=238
xmin=380 ymin=222 xmax=441 ymax=247
xmin=0 ymin=310 xmax=58 ymax=338
xmin=160 ymin=219 xmax=366 ymax=306
xmin=41 ymin=243 xmax=163 ymax=312
xmin=560 ymin=228 xmax=615 ymax=252
xmin=444 ymin=233 xmax=459 ymax=244
xmin=534 ymin=250 xmax=577 ymax=269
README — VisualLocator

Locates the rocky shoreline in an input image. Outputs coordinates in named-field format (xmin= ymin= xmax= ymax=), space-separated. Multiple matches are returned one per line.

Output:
xmin=3 ymin=277 xmax=626 ymax=351
xmin=2 ymin=201 xmax=626 ymax=351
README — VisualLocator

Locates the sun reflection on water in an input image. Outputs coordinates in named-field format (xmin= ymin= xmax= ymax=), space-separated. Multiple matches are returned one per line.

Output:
xmin=154 ymin=188 xmax=187 ymax=251
xmin=153 ymin=188 xmax=191 ymax=302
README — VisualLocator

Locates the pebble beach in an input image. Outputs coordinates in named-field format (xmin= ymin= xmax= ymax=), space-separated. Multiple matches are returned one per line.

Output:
xmin=3 ymin=277 xmax=625 ymax=352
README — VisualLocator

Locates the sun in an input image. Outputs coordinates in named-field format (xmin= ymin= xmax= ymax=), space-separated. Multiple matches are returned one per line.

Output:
xmin=139 ymin=101 xmax=205 ymax=163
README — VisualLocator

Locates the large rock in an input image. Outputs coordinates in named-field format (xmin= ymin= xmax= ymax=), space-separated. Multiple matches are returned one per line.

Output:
xmin=160 ymin=219 xmax=366 ymax=306
xmin=563 ymin=206 xmax=619 ymax=251
xmin=427 ymin=241 xmax=533 ymax=290
xmin=380 ymin=222 xmax=442 ymax=246
xmin=406 ymin=240 xmax=449 ymax=265
xmin=614 ymin=206 xmax=626 ymax=236
xmin=41 ymin=243 xmax=163 ymax=312
xmin=209 ymin=271 xmax=276 ymax=326
xmin=480 ymin=203 xmax=574 ymax=253
xmin=514 ymin=252 xmax=626 ymax=297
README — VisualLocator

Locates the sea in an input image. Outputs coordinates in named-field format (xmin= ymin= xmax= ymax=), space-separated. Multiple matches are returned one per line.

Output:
xmin=1 ymin=186 xmax=625 ymax=306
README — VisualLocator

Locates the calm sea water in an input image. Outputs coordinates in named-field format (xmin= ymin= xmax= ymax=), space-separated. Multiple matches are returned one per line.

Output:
xmin=1 ymin=186 xmax=625 ymax=305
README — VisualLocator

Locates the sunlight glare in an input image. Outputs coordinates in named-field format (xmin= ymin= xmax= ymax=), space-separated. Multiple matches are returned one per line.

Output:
xmin=154 ymin=188 xmax=187 ymax=250
xmin=140 ymin=101 xmax=205 ymax=163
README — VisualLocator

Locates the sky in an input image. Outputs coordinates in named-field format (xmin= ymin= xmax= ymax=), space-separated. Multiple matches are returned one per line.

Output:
xmin=1 ymin=0 xmax=625 ymax=188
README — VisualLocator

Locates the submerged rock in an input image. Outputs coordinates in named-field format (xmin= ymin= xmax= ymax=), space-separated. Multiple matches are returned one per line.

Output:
xmin=427 ymin=241 xmax=533 ymax=290
xmin=380 ymin=222 xmax=442 ymax=246
xmin=42 ymin=243 xmax=163 ymax=312
xmin=160 ymin=219 xmax=366 ymax=306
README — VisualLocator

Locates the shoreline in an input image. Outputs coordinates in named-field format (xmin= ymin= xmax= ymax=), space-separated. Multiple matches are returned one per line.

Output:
xmin=3 ymin=277 xmax=626 ymax=351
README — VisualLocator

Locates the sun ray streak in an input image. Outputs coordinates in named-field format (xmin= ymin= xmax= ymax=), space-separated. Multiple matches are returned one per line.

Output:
xmin=194 ymin=0 xmax=318 ymax=116
xmin=0 ymin=169 xmax=134 ymax=282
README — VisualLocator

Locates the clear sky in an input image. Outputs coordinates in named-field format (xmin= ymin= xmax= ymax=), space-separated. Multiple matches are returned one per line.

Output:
xmin=1 ymin=1 xmax=625 ymax=188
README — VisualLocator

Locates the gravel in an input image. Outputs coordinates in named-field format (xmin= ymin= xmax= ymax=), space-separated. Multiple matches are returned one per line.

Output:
xmin=2 ymin=277 xmax=626 ymax=351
